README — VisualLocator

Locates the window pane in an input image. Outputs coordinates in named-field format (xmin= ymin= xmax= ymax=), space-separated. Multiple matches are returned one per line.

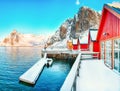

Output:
xmin=114 ymin=39 xmax=120 ymax=73
xmin=105 ymin=40 xmax=112 ymax=66
xmin=101 ymin=42 xmax=104 ymax=60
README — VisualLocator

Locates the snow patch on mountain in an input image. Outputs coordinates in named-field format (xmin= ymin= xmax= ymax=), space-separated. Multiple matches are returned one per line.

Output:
xmin=46 ymin=6 xmax=101 ymax=48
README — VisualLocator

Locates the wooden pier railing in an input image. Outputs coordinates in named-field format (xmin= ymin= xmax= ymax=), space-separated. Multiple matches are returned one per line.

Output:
xmin=60 ymin=53 xmax=81 ymax=91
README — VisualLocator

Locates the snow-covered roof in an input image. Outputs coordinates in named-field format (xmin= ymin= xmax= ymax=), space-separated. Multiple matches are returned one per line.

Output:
xmin=108 ymin=2 xmax=120 ymax=9
xmin=90 ymin=29 xmax=98 ymax=41
xmin=79 ymin=31 xmax=89 ymax=44
xmin=79 ymin=36 xmax=88 ymax=44
xmin=106 ymin=3 xmax=120 ymax=15
xmin=72 ymin=39 xmax=78 ymax=45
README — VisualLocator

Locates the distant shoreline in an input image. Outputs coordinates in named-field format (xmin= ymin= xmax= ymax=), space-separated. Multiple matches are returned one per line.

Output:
xmin=0 ymin=46 xmax=44 ymax=48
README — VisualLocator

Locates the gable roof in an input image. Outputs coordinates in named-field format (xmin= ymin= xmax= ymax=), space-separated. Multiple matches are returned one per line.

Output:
xmin=79 ymin=36 xmax=88 ymax=44
xmin=72 ymin=39 xmax=78 ymax=45
xmin=104 ymin=4 xmax=120 ymax=19
xmin=79 ymin=31 xmax=89 ymax=44
xmin=89 ymin=29 xmax=98 ymax=41
xmin=97 ymin=4 xmax=120 ymax=41
xmin=111 ymin=6 xmax=120 ymax=14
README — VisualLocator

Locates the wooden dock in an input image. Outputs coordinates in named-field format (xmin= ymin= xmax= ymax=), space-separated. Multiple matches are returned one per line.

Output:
xmin=19 ymin=49 xmax=99 ymax=86
xmin=42 ymin=49 xmax=81 ymax=59
xmin=42 ymin=49 xmax=99 ymax=55
xmin=19 ymin=53 xmax=47 ymax=84
xmin=77 ymin=59 xmax=120 ymax=91
xmin=81 ymin=51 xmax=99 ymax=59
xmin=60 ymin=51 xmax=100 ymax=91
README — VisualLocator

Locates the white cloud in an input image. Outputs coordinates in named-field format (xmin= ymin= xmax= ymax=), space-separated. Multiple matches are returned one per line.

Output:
xmin=76 ymin=0 xmax=80 ymax=5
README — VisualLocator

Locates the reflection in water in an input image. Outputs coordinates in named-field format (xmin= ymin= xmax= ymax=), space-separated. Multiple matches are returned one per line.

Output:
xmin=7 ymin=47 xmax=18 ymax=61
xmin=4 ymin=47 xmax=41 ymax=61
xmin=0 ymin=47 xmax=74 ymax=91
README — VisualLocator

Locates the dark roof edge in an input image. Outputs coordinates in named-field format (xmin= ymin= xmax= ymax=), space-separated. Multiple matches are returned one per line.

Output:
xmin=104 ymin=4 xmax=120 ymax=16
xmin=89 ymin=29 xmax=98 ymax=31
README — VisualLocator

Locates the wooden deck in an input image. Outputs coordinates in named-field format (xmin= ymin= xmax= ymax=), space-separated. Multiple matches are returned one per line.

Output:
xmin=60 ymin=53 xmax=120 ymax=91
xmin=42 ymin=48 xmax=81 ymax=55
xmin=77 ymin=59 xmax=120 ymax=91
xmin=42 ymin=49 xmax=99 ymax=57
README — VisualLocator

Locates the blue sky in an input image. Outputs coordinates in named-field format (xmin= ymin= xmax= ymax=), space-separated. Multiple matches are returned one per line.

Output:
xmin=0 ymin=0 xmax=119 ymax=39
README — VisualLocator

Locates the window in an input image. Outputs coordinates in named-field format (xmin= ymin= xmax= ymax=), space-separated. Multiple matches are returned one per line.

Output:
xmin=114 ymin=39 xmax=120 ymax=73
xmin=101 ymin=42 xmax=104 ymax=60
xmin=105 ymin=40 xmax=112 ymax=67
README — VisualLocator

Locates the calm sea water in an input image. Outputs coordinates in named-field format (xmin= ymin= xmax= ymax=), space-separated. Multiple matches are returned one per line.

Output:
xmin=0 ymin=47 xmax=74 ymax=91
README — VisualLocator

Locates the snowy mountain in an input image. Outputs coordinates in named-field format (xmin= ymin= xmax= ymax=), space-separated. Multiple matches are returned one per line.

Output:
xmin=46 ymin=6 xmax=101 ymax=48
xmin=0 ymin=30 xmax=49 ymax=47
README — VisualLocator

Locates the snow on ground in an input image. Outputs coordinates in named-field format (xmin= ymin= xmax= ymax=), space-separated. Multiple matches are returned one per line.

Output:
xmin=48 ymin=41 xmax=66 ymax=48
xmin=47 ymin=39 xmax=68 ymax=51
xmin=77 ymin=59 xmax=120 ymax=91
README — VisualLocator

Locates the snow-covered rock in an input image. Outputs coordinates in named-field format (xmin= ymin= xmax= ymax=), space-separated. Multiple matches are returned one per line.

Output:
xmin=0 ymin=30 xmax=49 ymax=47
xmin=46 ymin=6 xmax=101 ymax=48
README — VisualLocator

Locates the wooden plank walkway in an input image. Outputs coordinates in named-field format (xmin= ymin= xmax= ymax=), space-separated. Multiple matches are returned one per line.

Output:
xmin=77 ymin=59 xmax=120 ymax=91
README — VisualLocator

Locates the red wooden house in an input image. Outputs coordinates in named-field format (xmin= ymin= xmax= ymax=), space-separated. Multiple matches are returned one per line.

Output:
xmin=96 ymin=4 xmax=120 ymax=73
xmin=89 ymin=29 xmax=98 ymax=52
xmin=72 ymin=39 xmax=79 ymax=50
xmin=79 ymin=31 xmax=89 ymax=51
xmin=79 ymin=29 xmax=98 ymax=51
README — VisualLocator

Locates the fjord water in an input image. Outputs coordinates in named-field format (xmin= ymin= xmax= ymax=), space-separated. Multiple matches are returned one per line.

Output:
xmin=0 ymin=47 xmax=73 ymax=91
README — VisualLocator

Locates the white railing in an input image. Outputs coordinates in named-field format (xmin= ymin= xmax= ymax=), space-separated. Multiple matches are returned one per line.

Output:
xmin=60 ymin=53 xmax=81 ymax=91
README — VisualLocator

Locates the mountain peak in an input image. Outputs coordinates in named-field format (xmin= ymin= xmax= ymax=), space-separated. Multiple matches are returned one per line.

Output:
xmin=12 ymin=29 xmax=17 ymax=33
xmin=0 ymin=30 xmax=49 ymax=47
xmin=46 ymin=6 xmax=101 ymax=47
xmin=80 ymin=6 xmax=89 ymax=9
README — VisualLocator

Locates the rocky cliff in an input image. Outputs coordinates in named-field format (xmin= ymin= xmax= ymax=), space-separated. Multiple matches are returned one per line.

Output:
xmin=0 ymin=30 xmax=48 ymax=47
xmin=46 ymin=6 xmax=101 ymax=47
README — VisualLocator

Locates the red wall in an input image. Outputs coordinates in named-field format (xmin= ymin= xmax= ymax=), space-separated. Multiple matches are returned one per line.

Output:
xmin=93 ymin=41 xmax=100 ymax=58
xmin=73 ymin=45 xmax=79 ymax=50
xmin=73 ymin=39 xmax=79 ymax=50
xmin=80 ymin=44 xmax=89 ymax=51
xmin=93 ymin=42 xmax=100 ymax=52
xmin=99 ymin=10 xmax=120 ymax=41
xmin=97 ymin=7 xmax=120 ymax=59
